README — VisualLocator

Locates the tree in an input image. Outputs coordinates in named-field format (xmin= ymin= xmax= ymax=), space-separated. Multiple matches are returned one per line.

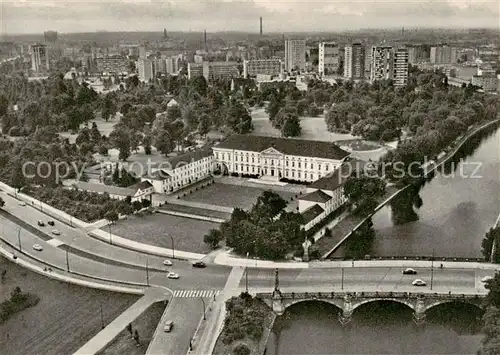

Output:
xmin=190 ymin=76 xmax=208 ymax=97
xmin=478 ymin=306 xmax=500 ymax=355
xmin=482 ymin=227 xmax=500 ymax=263
xmin=344 ymin=218 xmax=376 ymax=259
xmin=101 ymin=94 xmax=117 ymax=122
xmin=204 ymin=229 xmax=223 ymax=249
xmin=0 ymin=196 xmax=4 ymax=208
xmin=142 ymin=127 xmax=153 ymax=155
xmin=90 ymin=122 xmax=101 ymax=142
xmin=281 ymin=115 xmax=301 ymax=137
xmin=109 ymin=126 xmax=131 ymax=161
xmin=343 ymin=175 xmax=386 ymax=216
xmin=154 ymin=129 xmax=175 ymax=156
xmin=252 ymin=191 xmax=287 ymax=218
xmin=105 ymin=210 xmax=119 ymax=224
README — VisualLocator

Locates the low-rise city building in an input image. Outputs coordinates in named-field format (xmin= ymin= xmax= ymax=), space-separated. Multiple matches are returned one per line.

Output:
xmin=71 ymin=181 xmax=154 ymax=203
xmin=141 ymin=147 xmax=214 ymax=194
xmin=243 ymin=59 xmax=282 ymax=78
xmin=96 ymin=55 xmax=129 ymax=74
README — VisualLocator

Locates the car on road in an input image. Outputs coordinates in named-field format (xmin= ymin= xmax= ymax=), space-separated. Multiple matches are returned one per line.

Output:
xmin=47 ymin=220 xmax=55 ymax=226
xmin=412 ymin=279 xmax=426 ymax=286
xmin=481 ymin=276 xmax=494 ymax=283
xmin=37 ymin=220 xmax=45 ymax=227
xmin=51 ymin=229 xmax=61 ymax=235
xmin=167 ymin=272 xmax=179 ymax=279
xmin=402 ymin=268 xmax=417 ymax=275
xmin=32 ymin=244 xmax=43 ymax=251
xmin=163 ymin=259 xmax=173 ymax=266
xmin=18 ymin=202 xmax=26 ymax=206
xmin=192 ymin=261 xmax=206 ymax=268
xmin=163 ymin=320 xmax=173 ymax=332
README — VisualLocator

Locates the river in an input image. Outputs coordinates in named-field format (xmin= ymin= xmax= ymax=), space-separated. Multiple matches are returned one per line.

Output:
xmin=370 ymin=124 xmax=500 ymax=258
xmin=266 ymin=301 xmax=483 ymax=355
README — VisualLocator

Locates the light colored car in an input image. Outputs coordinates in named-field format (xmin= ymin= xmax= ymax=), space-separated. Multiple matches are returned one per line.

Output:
xmin=481 ymin=276 xmax=494 ymax=283
xmin=32 ymin=244 xmax=43 ymax=251
xmin=163 ymin=320 xmax=173 ymax=332
xmin=163 ymin=259 xmax=173 ymax=266
xmin=412 ymin=279 xmax=426 ymax=286
xmin=51 ymin=229 xmax=61 ymax=235
xmin=402 ymin=268 xmax=417 ymax=275
xmin=18 ymin=202 xmax=26 ymax=206
xmin=167 ymin=272 xmax=179 ymax=279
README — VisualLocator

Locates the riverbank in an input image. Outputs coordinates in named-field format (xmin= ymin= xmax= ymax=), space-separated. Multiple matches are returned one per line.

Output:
xmin=317 ymin=118 xmax=500 ymax=259
xmin=212 ymin=294 xmax=275 ymax=355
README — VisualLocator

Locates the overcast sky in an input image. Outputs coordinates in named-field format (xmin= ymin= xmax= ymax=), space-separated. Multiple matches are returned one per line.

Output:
xmin=1 ymin=0 xmax=499 ymax=34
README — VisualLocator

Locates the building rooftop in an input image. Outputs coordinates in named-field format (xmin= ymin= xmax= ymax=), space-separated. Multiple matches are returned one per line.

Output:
xmin=215 ymin=135 xmax=350 ymax=161
xmin=166 ymin=146 xmax=213 ymax=170
xmin=145 ymin=169 xmax=171 ymax=180
xmin=301 ymin=204 xmax=325 ymax=224
xmin=308 ymin=159 xmax=371 ymax=191
xmin=72 ymin=181 xmax=136 ymax=197
xmin=299 ymin=190 xmax=332 ymax=203
xmin=131 ymin=180 xmax=153 ymax=190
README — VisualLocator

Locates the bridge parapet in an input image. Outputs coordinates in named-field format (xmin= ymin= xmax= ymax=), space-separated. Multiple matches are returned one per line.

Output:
xmin=257 ymin=291 xmax=485 ymax=324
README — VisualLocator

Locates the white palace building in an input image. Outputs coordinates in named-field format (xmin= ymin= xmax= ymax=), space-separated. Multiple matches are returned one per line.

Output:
xmin=212 ymin=135 xmax=350 ymax=183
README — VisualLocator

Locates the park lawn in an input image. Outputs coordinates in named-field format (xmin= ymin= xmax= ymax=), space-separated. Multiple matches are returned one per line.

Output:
xmin=181 ymin=183 xmax=296 ymax=211
xmin=0 ymin=256 xmax=137 ymax=355
xmin=107 ymin=213 xmax=218 ymax=254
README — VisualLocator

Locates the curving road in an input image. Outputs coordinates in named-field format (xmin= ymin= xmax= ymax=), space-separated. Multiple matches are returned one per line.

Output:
xmin=0 ymin=189 xmax=497 ymax=355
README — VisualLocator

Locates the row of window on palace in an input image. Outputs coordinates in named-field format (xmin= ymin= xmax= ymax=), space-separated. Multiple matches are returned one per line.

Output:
xmin=215 ymin=153 xmax=335 ymax=171
xmin=170 ymin=162 xmax=211 ymax=179
xmin=232 ymin=164 xmax=328 ymax=180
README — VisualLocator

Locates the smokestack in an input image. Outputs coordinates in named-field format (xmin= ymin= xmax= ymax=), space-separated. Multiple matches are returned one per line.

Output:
xmin=260 ymin=17 xmax=263 ymax=35
xmin=204 ymin=29 xmax=207 ymax=51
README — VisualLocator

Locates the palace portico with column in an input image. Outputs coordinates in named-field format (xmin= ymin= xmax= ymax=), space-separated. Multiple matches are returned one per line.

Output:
xmin=212 ymin=134 xmax=350 ymax=183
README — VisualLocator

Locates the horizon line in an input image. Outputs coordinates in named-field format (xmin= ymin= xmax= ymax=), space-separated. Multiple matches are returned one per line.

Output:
xmin=1 ymin=27 xmax=498 ymax=37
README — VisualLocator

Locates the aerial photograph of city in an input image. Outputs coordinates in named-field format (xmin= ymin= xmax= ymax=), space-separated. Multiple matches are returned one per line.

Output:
xmin=0 ymin=0 xmax=499 ymax=354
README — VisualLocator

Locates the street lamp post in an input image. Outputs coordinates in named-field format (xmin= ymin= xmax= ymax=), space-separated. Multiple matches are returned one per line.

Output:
xmin=341 ymin=268 xmax=344 ymax=290
xmin=99 ymin=300 xmax=104 ymax=329
xmin=430 ymin=249 xmax=435 ymax=290
xmin=199 ymin=297 xmax=206 ymax=320
xmin=108 ymin=224 xmax=112 ymax=245
xmin=66 ymin=237 xmax=77 ymax=272
xmin=168 ymin=235 xmax=175 ymax=259
xmin=17 ymin=228 xmax=21 ymax=252
xmin=146 ymin=259 xmax=149 ymax=286
xmin=245 ymin=252 xmax=249 ymax=293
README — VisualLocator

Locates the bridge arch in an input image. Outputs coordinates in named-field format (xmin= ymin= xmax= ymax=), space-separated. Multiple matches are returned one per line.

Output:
xmin=351 ymin=298 xmax=416 ymax=313
xmin=283 ymin=298 xmax=344 ymax=312
xmin=425 ymin=299 xmax=484 ymax=313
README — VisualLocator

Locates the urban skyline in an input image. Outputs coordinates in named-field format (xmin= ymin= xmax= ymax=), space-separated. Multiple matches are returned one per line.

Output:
xmin=1 ymin=0 xmax=499 ymax=35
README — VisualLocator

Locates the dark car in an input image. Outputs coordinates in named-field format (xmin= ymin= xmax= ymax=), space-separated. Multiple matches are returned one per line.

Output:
xmin=37 ymin=220 xmax=45 ymax=226
xmin=47 ymin=220 xmax=55 ymax=226
xmin=192 ymin=261 xmax=206 ymax=268
xmin=402 ymin=268 xmax=417 ymax=275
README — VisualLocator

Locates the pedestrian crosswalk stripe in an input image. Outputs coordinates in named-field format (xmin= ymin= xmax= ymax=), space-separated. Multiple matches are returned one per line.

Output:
xmin=173 ymin=290 xmax=222 ymax=298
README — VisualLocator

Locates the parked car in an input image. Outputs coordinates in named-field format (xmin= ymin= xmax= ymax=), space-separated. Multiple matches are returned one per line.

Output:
xmin=481 ymin=276 xmax=494 ymax=283
xmin=412 ymin=279 xmax=426 ymax=286
xmin=402 ymin=268 xmax=417 ymax=275
xmin=47 ymin=220 xmax=55 ymax=226
xmin=163 ymin=320 xmax=173 ymax=332
xmin=192 ymin=261 xmax=206 ymax=268
xmin=163 ymin=259 xmax=173 ymax=266
xmin=167 ymin=272 xmax=179 ymax=279
xmin=18 ymin=202 xmax=26 ymax=206
xmin=37 ymin=220 xmax=45 ymax=227
xmin=51 ymin=229 xmax=61 ymax=235
xmin=32 ymin=244 xmax=43 ymax=251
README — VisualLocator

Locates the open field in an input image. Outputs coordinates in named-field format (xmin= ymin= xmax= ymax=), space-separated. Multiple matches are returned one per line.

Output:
xmin=107 ymin=213 xmax=219 ymax=253
xmin=250 ymin=107 xmax=356 ymax=142
xmin=0 ymin=256 xmax=138 ymax=355
xmin=159 ymin=203 xmax=232 ymax=220
xmin=60 ymin=116 xmax=120 ymax=144
xmin=181 ymin=182 xmax=298 ymax=211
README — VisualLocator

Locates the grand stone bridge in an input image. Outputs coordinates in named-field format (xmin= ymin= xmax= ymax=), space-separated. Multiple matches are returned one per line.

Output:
xmin=257 ymin=290 xmax=485 ymax=326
